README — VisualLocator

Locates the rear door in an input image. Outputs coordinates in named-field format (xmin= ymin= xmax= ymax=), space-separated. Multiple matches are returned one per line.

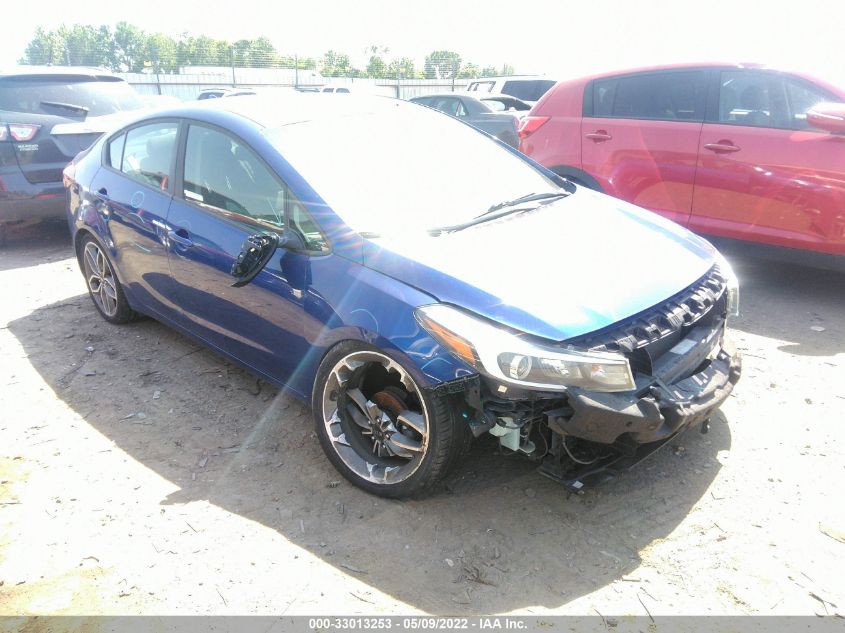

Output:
xmin=690 ymin=69 xmax=845 ymax=254
xmin=581 ymin=69 xmax=708 ymax=225
xmin=89 ymin=120 xmax=180 ymax=322
xmin=165 ymin=122 xmax=326 ymax=384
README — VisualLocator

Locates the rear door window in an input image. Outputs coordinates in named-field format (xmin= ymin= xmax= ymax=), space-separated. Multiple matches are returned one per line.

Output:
xmin=431 ymin=97 xmax=467 ymax=118
xmin=121 ymin=122 xmax=178 ymax=190
xmin=0 ymin=76 xmax=143 ymax=116
xmin=608 ymin=71 xmax=707 ymax=121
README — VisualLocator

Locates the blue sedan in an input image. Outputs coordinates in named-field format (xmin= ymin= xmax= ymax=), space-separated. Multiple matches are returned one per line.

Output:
xmin=64 ymin=94 xmax=741 ymax=497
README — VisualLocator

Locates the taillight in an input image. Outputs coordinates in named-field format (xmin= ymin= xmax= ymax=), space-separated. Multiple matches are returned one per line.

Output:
xmin=7 ymin=124 xmax=40 ymax=142
xmin=517 ymin=116 xmax=550 ymax=140
xmin=62 ymin=161 xmax=76 ymax=188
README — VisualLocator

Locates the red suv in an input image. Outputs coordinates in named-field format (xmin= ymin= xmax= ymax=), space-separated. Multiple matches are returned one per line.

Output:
xmin=519 ymin=63 xmax=845 ymax=270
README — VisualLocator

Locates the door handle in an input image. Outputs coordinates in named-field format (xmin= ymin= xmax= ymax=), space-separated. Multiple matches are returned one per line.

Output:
xmin=94 ymin=187 xmax=110 ymax=218
xmin=703 ymin=141 xmax=741 ymax=153
xmin=585 ymin=131 xmax=612 ymax=142
xmin=167 ymin=228 xmax=193 ymax=248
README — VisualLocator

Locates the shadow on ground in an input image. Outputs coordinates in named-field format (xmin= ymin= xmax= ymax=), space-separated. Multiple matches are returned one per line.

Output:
xmin=9 ymin=290 xmax=729 ymax=613
xmin=0 ymin=221 xmax=72 ymax=273
xmin=719 ymin=249 xmax=845 ymax=357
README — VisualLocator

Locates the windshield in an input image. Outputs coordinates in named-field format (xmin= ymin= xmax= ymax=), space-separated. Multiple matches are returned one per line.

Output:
xmin=264 ymin=105 xmax=559 ymax=233
xmin=0 ymin=76 xmax=144 ymax=117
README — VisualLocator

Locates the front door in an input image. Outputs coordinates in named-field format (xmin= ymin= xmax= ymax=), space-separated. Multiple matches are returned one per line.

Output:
xmin=581 ymin=69 xmax=708 ymax=226
xmin=691 ymin=69 xmax=845 ymax=255
xmin=165 ymin=123 xmax=319 ymax=387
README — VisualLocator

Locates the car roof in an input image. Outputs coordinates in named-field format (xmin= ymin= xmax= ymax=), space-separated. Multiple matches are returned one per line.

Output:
xmin=413 ymin=92 xmax=484 ymax=100
xmin=574 ymin=61 xmax=776 ymax=82
xmin=469 ymin=75 xmax=555 ymax=82
xmin=560 ymin=62 xmax=844 ymax=95
xmin=0 ymin=65 xmax=124 ymax=81
xmin=148 ymin=92 xmax=411 ymax=129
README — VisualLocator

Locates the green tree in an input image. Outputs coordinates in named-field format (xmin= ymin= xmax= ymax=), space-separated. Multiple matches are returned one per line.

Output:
xmin=424 ymin=50 xmax=461 ymax=79
xmin=386 ymin=57 xmax=417 ymax=79
xmin=20 ymin=27 xmax=66 ymax=65
xmin=60 ymin=24 xmax=112 ymax=67
xmin=366 ymin=55 xmax=388 ymax=78
xmin=250 ymin=37 xmax=278 ymax=67
xmin=321 ymin=50 xmax=357 ymax=77
xmin=145 ymin=32 xmax=177 ymax=72
xmin=458 ymin=63 xmax=481 ymax=79
xmin=112 ymin=22 xmax=149 ymax=72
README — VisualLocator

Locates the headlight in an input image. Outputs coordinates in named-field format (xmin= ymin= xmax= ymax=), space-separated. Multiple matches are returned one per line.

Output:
xmin=415 ymin=304 xmax=635 ymax=393
xmin=715 ymin=252 xmax=740 ymax=317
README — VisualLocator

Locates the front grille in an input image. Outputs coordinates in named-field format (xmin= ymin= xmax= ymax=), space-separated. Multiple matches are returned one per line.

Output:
xmin=566 ymin=265 xmax=728 ymax=376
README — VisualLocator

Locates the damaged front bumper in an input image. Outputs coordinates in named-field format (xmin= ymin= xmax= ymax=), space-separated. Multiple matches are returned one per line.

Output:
xmin=547 ymin=331 xmax=741 ymax=446
xmin=539 ymin=326 xmax=741 ymax=491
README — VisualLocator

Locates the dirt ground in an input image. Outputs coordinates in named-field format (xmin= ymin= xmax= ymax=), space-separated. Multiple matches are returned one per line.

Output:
xmin=0 ymin=221 xmax=843 ymax=617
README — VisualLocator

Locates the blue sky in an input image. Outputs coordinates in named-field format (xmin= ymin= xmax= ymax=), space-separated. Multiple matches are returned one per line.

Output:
xmin=4 ymin=0 xmax=844 ymax=85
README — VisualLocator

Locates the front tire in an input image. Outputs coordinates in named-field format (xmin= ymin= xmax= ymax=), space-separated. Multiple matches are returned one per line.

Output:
xmin=78 ymin=235 xmax=138 ymax=324
xmin=312 ymin=341 xmax=467 ymax=498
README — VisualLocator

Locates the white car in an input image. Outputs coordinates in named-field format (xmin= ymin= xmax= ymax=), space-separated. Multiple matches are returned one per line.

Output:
xmin=466 ymin=76 xmax=558 ymax=106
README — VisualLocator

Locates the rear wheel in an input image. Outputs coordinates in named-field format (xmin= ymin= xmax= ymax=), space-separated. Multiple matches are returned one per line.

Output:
xmin=79 ymin=235 xmax=138 ymax=324
xmin=313 ymin=341 xmax=467 ymax=498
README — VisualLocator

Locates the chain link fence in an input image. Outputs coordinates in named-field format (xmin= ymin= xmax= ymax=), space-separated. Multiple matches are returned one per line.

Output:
xmin=19 ymin=35 xmax=515 ymax=101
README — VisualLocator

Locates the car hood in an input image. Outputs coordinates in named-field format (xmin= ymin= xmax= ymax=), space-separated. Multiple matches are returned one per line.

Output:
xmin=363 ymin=189 xmax=717 ymax=342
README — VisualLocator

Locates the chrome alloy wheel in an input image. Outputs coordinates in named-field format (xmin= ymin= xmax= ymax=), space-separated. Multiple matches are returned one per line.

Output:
xmin=82 ymin=241 xmax=119 ymax=318
xmin=321 ymin=350 xmax=429 ymax=484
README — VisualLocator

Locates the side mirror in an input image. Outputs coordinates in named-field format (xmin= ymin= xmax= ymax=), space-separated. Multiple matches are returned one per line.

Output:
xmin=231 ymin=230 xmax=309 ymax=287
xmin=806 ymin=102 xmax=845 ymax=134
xmin=231 ymin=233 xmax=279 ymax=287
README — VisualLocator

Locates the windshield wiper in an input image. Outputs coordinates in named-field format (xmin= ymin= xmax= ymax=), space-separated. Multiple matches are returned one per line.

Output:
xmin=483 ymin=191 xmax=569 ymax=215
xmin=429 ymin=191 xmax=569 ymax=235
xmin=40 ymin=101 xmax=90 ymax=117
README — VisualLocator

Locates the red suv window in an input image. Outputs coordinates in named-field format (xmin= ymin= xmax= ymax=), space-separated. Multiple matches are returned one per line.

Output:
xmin=588 ymin=71 xmax=707 ymax=122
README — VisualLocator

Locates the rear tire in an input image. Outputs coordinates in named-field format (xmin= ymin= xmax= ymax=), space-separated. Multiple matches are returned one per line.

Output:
xmin=312 ymin=341 xmax=468 ymax=498
xmin=78 ymin=234 xmax=139 ymax=324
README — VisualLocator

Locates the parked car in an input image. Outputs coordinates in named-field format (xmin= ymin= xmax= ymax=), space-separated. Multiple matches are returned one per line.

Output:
xmin=0 ymin=66 xmax=146 ymax=245
xmin=466 ymin=75 xmax=558 ymax=105
xmin=197 ymin=87 xmax=256 ymax=100
xmin=518 ymin=63 xmax=845 ymax=271
xmin=480 ymin=95 xmax=532 ymax=112
xmin=140 ymin=94 xmax=182 ymax=109
xmin=64 ymin=94 xmax=740 ymax=497
xmin=410 ymin=93 xmax=520 ymax=147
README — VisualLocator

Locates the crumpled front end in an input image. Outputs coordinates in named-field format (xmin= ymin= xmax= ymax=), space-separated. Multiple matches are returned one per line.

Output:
xmin=437 ymin=264 xmax=742 ymax=492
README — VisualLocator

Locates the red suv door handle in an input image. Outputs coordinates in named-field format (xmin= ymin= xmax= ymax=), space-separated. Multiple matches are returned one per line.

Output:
xmin=704 ymin=141 xmax=741 ymax=153
xmin=585 ymin=130 xmax=612 ymax=142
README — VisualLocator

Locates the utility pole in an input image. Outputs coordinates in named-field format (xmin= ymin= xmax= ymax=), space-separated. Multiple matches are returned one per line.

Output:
xmin=230 ymin=46 xmax=236 ymax=87
xmin=294 ymin=54 xmax=299 ymax=89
